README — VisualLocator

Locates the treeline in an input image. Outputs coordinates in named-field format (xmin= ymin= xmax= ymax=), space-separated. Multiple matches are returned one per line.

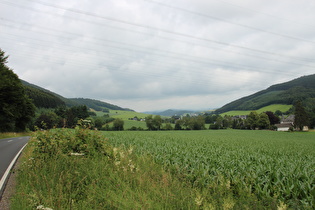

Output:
xmin=33 ymin=106 xmax=126 ymax=131
xmin=143 ymin=101 xmax=315 ymax=131
xmin=34 ymin=106 xmax=90 ymax=129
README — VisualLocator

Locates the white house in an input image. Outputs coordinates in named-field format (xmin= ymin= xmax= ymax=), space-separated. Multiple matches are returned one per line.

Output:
xmin=275 ymin=115 xmax=295 ymax=131
xmin=275 ymin=122 xmax=293 ymax=131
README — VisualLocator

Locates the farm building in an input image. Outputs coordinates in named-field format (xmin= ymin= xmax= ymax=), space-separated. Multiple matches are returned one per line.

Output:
xmin=275 ymin=115 xmax=295 ymax=131
xmin=275 ymin=122 xmax=293 ymax=131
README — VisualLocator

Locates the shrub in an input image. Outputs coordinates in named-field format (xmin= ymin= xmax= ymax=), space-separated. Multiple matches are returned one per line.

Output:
xmin=32 ymin=128 xmax=109 ymax=159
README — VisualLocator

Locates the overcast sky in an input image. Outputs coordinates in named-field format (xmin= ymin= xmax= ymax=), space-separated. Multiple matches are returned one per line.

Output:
xmin=1 ymin=0 xmax=315 ymax=112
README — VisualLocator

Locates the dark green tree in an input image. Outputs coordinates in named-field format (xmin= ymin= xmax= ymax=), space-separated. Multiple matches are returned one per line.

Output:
xmin=145 ymin=115 xmax=162 ymax=130
xmin=112 ymin=118 xmax=124 ymax=131
xmin=153 ymin=115 xmax=162 ymax=130
xmin=294 ymin=101 xmax=309 ymax=131
xmin=222 ymin=115 xmax=232 ymax=128
xmin=309 ymin=107 xmax=315 ymax=129
xmin=145 ymin=115 xmax=154 ymax=130
xmin=163 ymin=123 xmax=173 ymax=130
xmin=265 ymin=111 xmax=280 ymax=125
xmin=257 ymin=113 xmax=270 ymax=129
xmin=0 ymin=49 xmax=35 ymax=132
xmin=246 ymin=111 xmax=259 ymax=130
xmin=174 ymin=119 xmax=183 ymax=130
xmin=35 ymin=112 xmax=60 ymax=129
xmin=94 ymin=117 xmax=105 ymax=130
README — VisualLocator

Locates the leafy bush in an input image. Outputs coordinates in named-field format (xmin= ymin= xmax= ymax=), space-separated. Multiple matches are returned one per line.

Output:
xmin=32 ymin=128 xmax=109 ymax=159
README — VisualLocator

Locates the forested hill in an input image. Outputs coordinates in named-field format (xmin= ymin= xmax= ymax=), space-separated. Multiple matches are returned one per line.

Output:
xmin=22 ymin=80 xmax=66 ymax=108
xmin=69 ymin=98 xmax=134 ymax=112
xmin=216 ymin=74 xmax=315 ymax=113
xmin=21 ymin=80 xmax=133 ymax=111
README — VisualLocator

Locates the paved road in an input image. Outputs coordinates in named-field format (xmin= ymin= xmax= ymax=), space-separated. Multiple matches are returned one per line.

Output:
xmin=0 ymin=136 xmax=29 ymax=195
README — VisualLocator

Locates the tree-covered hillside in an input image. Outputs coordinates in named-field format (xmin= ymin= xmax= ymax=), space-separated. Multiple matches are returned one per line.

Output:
xmin=69 ymin=98 xmax=133 ymax=111
xmin=216 ymin=74 xmax=315 ymax=113
xmin=21 ymin=80 xmax=79 ymax=108
xmin=21 ymin=81 xmax=132 ymax=111
xmin=23 ymin=83 xmax=66 ymax=108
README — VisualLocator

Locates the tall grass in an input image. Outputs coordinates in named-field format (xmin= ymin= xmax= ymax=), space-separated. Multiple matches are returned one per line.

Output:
xmin=11 ymin=129 xmax=277 ymax=209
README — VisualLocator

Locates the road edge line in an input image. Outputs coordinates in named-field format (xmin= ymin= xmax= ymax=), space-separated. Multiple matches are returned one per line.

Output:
xmin=0 ymin=142 xmax=28 ymax=198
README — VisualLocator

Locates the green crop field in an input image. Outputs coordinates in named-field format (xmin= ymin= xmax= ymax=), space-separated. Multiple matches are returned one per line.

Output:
xmin=106 ymin=130 xmax=315 ymax=208
xmin=222 ymin=104 xmax=292 ymax=116
xmin=121 ymin=120 xmax=147 ymax=129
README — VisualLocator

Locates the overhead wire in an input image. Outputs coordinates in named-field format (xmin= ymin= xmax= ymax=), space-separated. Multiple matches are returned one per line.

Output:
xmin=143 ymin=0 xmax=315 ymax=45
xmin=2 ymin=18 xmax=315 ymax=70
xmin=1 ymin=0 xmax=314 ymax=64
xmin=1 ymin=1 xmax=314 ymax=67
xmin=213 ymin=0 xmax=315 ymax=29
xmin=2 ymin=22 xmax=313 ymax=79
xmin=1 ymin=0 xmax=313 ymax=94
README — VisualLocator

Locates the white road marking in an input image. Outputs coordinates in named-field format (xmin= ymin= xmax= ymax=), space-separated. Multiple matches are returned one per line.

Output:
xmin=7 ymin=140 xmax=13 ymax=142
xmin=0 ymin=143 xmax=28 ymax=194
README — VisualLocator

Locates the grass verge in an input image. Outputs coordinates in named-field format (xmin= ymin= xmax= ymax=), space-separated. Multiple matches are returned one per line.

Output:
xmin=0 ymin=132 xmax=30 ymax=139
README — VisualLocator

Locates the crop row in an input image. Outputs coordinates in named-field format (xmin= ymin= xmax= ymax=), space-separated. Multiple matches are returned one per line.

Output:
xmin=106 ymin=130 xmax=315 ymax=208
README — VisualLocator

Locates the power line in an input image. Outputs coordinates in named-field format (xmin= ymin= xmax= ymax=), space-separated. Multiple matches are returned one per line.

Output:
xmin=3 ymin=22 xmax=314 ymax=77
xmin=2 ymin=30 xmax=308 ymax=89
xmin=1 ymin=0 xmax=313 ymax=64
xmin=213 ymin=0 xmax=315 ymax=29
xmin=143 ymin=0 xmax=315 ymax=45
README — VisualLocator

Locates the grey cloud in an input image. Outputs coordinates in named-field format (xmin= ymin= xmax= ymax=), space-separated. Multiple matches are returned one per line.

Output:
xmin=1 ymin=0 xmax=314 ymax=111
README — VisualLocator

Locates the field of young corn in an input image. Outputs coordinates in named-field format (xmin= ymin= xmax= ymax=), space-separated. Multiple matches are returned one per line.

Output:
xmin=106 ymin=130 xmax=315 ymax=208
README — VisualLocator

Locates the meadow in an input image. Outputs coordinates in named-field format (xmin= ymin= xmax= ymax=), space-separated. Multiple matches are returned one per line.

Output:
xmin=11 ymin=129 xmax=315 ymax=209
xmin=221 ymin=104 xmax=292 ymax=116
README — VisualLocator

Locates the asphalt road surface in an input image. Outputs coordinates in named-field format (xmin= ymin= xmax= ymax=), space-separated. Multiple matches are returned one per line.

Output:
xmin=0 ymin=136 xmax=29 ymax=195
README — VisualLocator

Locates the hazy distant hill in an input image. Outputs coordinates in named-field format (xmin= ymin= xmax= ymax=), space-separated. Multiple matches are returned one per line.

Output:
xmin=145 ymin=109 xmax=195 ymax=116
xmin=21 ymin=80 xmax=133 ymax=111
xmin=216 ymin=74 xmax=315 ymax=113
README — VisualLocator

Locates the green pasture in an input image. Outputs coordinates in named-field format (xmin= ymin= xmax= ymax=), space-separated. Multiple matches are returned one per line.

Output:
xmin=109 ymin=110 xmax=151 ymax=120
xmin=221 ymin=104 xmax=292 ymax=116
